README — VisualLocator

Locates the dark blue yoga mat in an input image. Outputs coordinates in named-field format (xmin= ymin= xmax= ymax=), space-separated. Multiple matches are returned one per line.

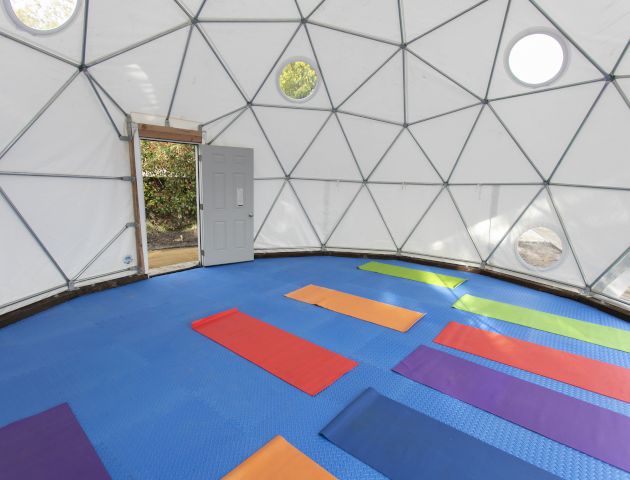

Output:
xmin=320 ymin=388 xmax=559 ymax=480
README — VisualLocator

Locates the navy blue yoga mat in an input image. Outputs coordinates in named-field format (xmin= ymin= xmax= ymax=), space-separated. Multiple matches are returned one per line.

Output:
xmin=320 ymin=388 xmax=559 ymax=480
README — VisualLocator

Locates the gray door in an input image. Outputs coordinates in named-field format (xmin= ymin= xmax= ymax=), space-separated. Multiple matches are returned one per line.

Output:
xmin=198 ymin=145 xmax=254 ymax=266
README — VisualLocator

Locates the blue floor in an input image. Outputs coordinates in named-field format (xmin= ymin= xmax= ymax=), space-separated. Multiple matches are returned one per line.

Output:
xmin=1 ymin=256 xmax=629 ymax=479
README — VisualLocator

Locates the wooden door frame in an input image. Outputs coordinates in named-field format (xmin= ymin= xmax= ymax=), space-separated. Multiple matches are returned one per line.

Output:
xmin=129 ymin=122 xmax=203 ymax=274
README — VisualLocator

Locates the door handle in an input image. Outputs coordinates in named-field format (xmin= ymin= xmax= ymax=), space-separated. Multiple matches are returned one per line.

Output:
xmin=248 ymin=213 xmax=253 ymax=217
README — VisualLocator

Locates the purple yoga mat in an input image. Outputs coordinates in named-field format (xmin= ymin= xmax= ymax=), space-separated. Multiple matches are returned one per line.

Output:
xmin=0 ymin=403 xmax=110 ymax=480
xmin=393 ymin=346 xmax=630 ymax=473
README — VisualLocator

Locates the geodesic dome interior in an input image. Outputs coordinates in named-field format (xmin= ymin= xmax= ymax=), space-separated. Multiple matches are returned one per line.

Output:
xmin=1 ymin=0 xmax=630 ymax=315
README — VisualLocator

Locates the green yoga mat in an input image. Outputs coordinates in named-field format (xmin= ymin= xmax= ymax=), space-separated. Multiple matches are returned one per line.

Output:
xmin=358 ymin=261 xmax=466 ymax=288
xmin=453 ymin=294 xmax=630 ymax=353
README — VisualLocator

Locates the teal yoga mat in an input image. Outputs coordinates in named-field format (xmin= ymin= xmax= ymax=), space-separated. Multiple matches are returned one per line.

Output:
xmin=358 ymin=261 xmax=466 ymax=288
xmin=453 ymin=294 xmax=630 ymax=353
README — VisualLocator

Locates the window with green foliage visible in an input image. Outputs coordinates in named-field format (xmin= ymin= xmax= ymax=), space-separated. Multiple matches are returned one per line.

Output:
xmin=278 ymin=60 xmax=318 ymax=100
xmin=8 ymin=0 xmax=78 ymax=31
xmin=141 ymin=140 xmax=197 ymax=233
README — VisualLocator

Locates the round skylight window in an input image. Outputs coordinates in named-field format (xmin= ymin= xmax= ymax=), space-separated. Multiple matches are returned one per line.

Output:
xmin=507 ymin=32 xmax=566 ymax=87
xmin=6 ymin=0 xmax=80 ymax=33
xmin=278 ymin=59 xmax=319 ymax=101
xmin=516 ymin=226 xmax=563 ymax=270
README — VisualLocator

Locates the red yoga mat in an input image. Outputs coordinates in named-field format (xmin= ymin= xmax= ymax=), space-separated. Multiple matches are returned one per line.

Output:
xmin=435 ymin=322 xmax=630 ymax=403
xmin=192 ymin=308 xmax=358 ymax=396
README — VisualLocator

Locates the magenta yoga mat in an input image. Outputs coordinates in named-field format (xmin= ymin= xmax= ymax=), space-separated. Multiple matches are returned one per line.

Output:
xmin=393 ymin=346 xmax=630 ymax=473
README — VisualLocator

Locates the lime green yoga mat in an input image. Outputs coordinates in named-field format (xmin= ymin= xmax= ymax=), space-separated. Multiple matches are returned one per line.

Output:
xmin=358 ymin=261 xmax=466 ymax=288
xmin=453 ymin=294 xmax=630 ymax=353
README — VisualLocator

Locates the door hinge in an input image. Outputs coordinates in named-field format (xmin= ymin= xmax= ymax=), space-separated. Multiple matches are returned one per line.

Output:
xmin=199 ymin=203 xmax=203 ymax=211
xmin=201 ymin=249 xmax=205 ymax=257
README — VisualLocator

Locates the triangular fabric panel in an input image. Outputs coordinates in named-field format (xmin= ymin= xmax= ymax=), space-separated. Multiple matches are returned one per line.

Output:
xmin=254 ymin=107 xmax=330 ymax=174
xmin=199 ymin=0 xmax=300 ymax=20
xmin=617 ymin=78 xmax=630 ymax=99
xmin=488 ymin=0 xmax=604 ymax=100
xmin=369 ymin=183 xmax=442 ymax=247
xmin=406 ymin=51 xmax=479 ymax=123
xmin=309 ymin=0 xmax=401 ymax=43
xmin=340 ymin=51 xmax=404 ymax=124
xmin=0 ymin=193 xmax=67 ymax=309
xmin=408 ymin=0 xmax=507 ymax=98
xmin=211 ymin=109 xmax=284 ymax=178
xmin=180 ymin=0 xmax=205 ymax=16
xmin=76 ymin=227 xmax=138 ymax=282
xmin=200 ymin=22 xmax=298 ymax=100
xmin=617 ymin=51 xmax=630 ymax=75
xmin=307 ymin=24 xmax=399 ymax=107
xmin=0 ymin=176 xmax=133 ymax=280
xmin=591 ymin=249 xmax=630 ymax=301
xmin=338 ymin=114 xmax=402 ymax=179
xmin=327 ymin=186 xmax=396 ymax=251
xmin=0 ymin=38 xmax=76 ymax=153
xmin=491 ymin=82 xmax=602 ymax=179
xmin=292 ymin=179 xmax=361 ymax=241
xmin=370 ymin=129 xmax=441 ymax=182
xmin=90 ymin=78 xmax=129 ymax=136
xmin=90 ymin=28 xmax=189 ymax=117
xmin=296 ymin=0 xmax=323 ymax=18
xmin=401 ymin=0 xmax=483 ymax=42
xmin=256 ymin=183 xmax=320 ymax=248
xmin=551 ymin=187 xmax=630 ymax=283
xmin=550 ymin=186 xmax=630 ymax=285
xmin=404 ymin=189 xmax=480 ymax=262
xmin=203 ymin=109 xmax=246 ymax=143
xmin=535 ymin=0 xmax=630 ymax=73
xmin=488 ymin=189 xmax=585 ymax=286
xmin=170 ymin=29 xmax=245 ymax=125
xmin=253 ymin=179 xmax=285 ymax=235
xmin=0 ymin=76 xmax=130 ymax=177
xmin=409 ymin=105 xmax=481 ymax=180
xmin=254 ymin=26 xmax=332 ymax=109
xmin=0 ymin=0 xmax=85 ymax=63
xmin=552 ymin=84 xmax=630 ymax=188
xmin=450 ymin=106 xmax=541 ymax=183
xmin=291 ymin=116 xmax=361 ymax=180
xmin=85 ymin=0 xmax=189 ymax=63
xmin=450 ymin=185 xmax=540 ymax=259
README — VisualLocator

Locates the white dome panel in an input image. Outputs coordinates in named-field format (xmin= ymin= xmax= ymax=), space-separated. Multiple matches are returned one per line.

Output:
xmin=404 ymin=188 xmax=480 ymax=262
xmin=552 ymin=84 xmax=630 ymax=188
xmin=255 ymin=183 xmax=320 ymax=248
xmin=292 ymin=179 xmax=361 ymax=241
xmin=327 ymin=186 xmax=395 ymax=251
xmin=254 ymin=107 xmax=330 ymax=174
xmin=369 ymin=183 xmax=442 ymax=248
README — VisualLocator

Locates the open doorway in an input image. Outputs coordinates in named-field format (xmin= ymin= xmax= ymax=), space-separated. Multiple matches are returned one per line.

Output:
xmin=140 ymin=140 xmax=199 ymax=275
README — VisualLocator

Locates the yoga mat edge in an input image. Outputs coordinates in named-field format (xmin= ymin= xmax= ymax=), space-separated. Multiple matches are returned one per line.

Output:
xmin=435 ymin=322 xmax=630 ymax=402
xmin=359 ymin=261 xmax=466 ymax=288
xmin=393 ymin=346 xmax=630 ymax=472
xmin=453 ymin=294 xmax=630 ymax=353
xmin=320 ymin=388 xmax=560 ymax=480
xmin=192 ymin=308 xmax=358 ymax=396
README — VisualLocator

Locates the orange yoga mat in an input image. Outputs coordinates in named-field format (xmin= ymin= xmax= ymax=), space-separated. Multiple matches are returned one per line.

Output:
xmin=435 ymin=322 xmax=630 ymax=403
xmin=192 ymin=309 xmax=357 ymax=396
xmin=223 ymin=436 xmax=336 ymax=479
xmin=285 ymin=285 xmax=424 ymax=332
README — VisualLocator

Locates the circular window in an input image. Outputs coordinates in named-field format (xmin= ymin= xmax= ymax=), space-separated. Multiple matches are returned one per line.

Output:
xmin=516 ymin=226 xmax=563 ymax=270
xmin=5 ymin=0 xmax=80 ymax=33
xmin=507 ymin=32 xmax=567 ymax=87
xmin=278 ymin=59 xmax=319 ymax=101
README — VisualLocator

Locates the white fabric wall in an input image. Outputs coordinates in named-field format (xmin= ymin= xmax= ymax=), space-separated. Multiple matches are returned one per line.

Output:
xmin=1 ymin=0 xmax=629 ymax=314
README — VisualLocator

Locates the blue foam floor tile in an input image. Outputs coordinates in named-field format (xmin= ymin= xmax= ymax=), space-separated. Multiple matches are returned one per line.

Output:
xmin=0 ymin=255 xmax=629 ymax=479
